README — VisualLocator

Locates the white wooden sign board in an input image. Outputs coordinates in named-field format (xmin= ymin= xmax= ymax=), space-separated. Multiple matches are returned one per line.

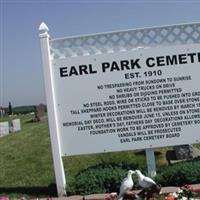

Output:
xmin=39 ymin=22 xmax=200 ymax=196
xmin=53 ymin=44 xmax=200 ymax=156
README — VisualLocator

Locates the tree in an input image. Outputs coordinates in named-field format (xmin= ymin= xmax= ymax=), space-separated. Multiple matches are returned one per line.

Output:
xmin=8 ymin=102 xmax=13 ymax=115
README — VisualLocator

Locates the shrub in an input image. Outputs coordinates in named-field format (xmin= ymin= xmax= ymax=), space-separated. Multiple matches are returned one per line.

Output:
xmin=13 ymin=106 xmax=35 ymax=114
xmin=75 ymin=163 xmax=142 ymax=195
xmin=155 ymin=158 xmax=200 ymax=186
xmin=74 ymin=158 xmax=200 ymax=195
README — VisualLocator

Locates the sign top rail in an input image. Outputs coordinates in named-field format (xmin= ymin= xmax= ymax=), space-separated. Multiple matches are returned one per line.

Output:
xmin=49 ymin=22 xmax=200 ymax=59
xmin=50 ymin=22 xmax=200 ymax=41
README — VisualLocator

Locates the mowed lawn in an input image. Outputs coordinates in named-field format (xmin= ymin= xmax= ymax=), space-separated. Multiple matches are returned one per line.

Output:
xmin=0 ymin=115 xmax=55 ymax=197
xmin=0 ymin=115 xmax=167 ymax=198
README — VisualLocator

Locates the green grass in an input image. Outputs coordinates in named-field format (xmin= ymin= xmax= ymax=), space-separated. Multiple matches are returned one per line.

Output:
xmin=0 ymin=115 xmax=191 ymax=198
xmin=0 ymin=115 xmax=55 ymax=198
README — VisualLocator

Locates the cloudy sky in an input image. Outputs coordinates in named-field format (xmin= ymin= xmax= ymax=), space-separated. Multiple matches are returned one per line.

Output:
xmin=1 ymin=0 xmax=200 ymax=107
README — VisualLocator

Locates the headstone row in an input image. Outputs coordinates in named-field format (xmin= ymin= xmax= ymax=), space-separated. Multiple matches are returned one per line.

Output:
xmin=0 ymin=119 xmax=21 ymax=137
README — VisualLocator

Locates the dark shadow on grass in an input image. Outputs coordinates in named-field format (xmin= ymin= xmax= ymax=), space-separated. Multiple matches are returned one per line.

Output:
xmin=25 ymin=119 xmax=36 ymax=123
xmin=0 ymin=183 xmax=57 ymax=197
xmin=135 ymin=150 xmax=162 ymax=156
xmin=134 ymin=150 xmax=145 ymax=156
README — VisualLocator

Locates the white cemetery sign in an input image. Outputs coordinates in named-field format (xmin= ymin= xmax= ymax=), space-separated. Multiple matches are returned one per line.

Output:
xmin=39 ymin=22 xmax=200 ymax=196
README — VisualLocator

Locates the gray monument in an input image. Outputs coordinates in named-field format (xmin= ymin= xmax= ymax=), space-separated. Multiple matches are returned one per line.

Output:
xmin=34 ymin=104 xmax=47 ymax=122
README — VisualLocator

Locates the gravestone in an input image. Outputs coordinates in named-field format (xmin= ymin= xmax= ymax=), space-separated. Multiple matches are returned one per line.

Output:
xmin=0 ymin=122 xmax=9 ymax=137
xmin=34 ymin=104 xmax=46 ymax=121
xmin=12 ymin=119 xmax=21 ymax=132
xmin=174 ymin=145 xmax=194 ymax=159
xmin=0 ymin=107 xmax=5 ymax=118
xmin=166 ymin=145 xmax=198 ymax=165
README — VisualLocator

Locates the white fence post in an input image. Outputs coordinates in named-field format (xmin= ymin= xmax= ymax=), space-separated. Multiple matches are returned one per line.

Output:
xmin=39 ymin=22 xmax=66 ymax=196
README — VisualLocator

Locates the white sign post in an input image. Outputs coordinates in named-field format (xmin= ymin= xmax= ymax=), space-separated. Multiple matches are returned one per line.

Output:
xmin=145 ymin=149 xmax=156 ymax=177
xmin=39 ymin=22 xmax=200 ymax=196
xmin=39 ymin=23 xmax=66 ymax=196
